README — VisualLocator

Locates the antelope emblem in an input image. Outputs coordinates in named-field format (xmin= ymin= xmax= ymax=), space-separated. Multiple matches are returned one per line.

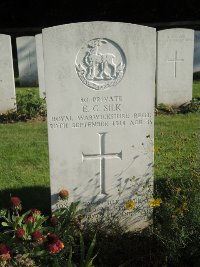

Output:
xmin=83 ymin=39 xmax=117 ymax=80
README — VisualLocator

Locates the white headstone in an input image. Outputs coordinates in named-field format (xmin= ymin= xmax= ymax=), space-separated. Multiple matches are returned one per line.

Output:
xmin=43 ymin=22 xmax=156 ymax=231
xmin=0 ymin=34 xmax=16 ymax=113
xmin=35 ymin=34 xmax=46 ymax=98
xmin=194 ymin=31 xmax=200 ymax=73
xmin=16 ymin=36 xmax=38 ymax=87
xmin=156 ymin=28 xmax=194 ymax=106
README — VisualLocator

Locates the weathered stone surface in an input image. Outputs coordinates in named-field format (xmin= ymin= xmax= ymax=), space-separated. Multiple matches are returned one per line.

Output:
xmin=156 ymin=28 xmax=194 ymax=106
xmin=0 ymin=34 xmax=16 ymax=113
xmin=16 ymin=36 xmax=38 ymax=86
xmin=43 ymin=22 xmax=156 ymax=231
xmin=35 ymin=34 xmax=46 ymax=98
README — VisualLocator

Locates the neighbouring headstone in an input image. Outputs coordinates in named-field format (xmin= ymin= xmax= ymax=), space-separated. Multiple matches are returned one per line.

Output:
xmin=0 ymin=34 xmax=16 ymax=113
xmin=194 ymin=31 xmax=200 ymax=73
xmin=35 ymin=34 xmax=46 ymax=98
xmin=16 ymin=36 xmax=38 ymax=86
xmin=156 ymin=28 xmax=194 ymax=106
xmin=43 ymin=22 xmax=156 ymax=231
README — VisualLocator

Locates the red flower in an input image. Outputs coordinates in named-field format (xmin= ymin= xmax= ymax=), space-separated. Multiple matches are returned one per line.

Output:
xmin=0 ymin=244 xmax=11 ymax=261
xmin=50 ymin=216 xmax=59 ymax=226
xmin=30 ymin=209 xmax=41 ymax=215
xmin=47 ymin=233 xmax=59 ymax=243
xmin=31 ymin=230 xmax=43 ymax=241
xmin=10 ymin=197 xmax=21 ymax=210
xmin=47 ymin=243 xmax=60 ymax=254
xmin=59 ymin=189 xmax=69 ymax=200
xmin=46 ymin=233 xmax=64 ymax=254
xmin=57 ymin=240 xmax=64 ymax=250
xmin=23 ymin=216 xmax=37 ymax=224
xmin=15 ymin=228 xmax=25 ymax=239
xmin=0 ymin=244 xmax=9 ymax=255
xmin=47 ymin=240 xmax=64 ymax=254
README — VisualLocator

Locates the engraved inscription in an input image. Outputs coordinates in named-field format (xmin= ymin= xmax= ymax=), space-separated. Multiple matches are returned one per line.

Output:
xmin=167 ymin=50 xmax=184 ymax=78
xmin=82 ymin=132 xmax=122 ymax=196
xmin=49 ymin=95 xmax=153 ymax=129
xmin=75 ymin=38 xmax=126 ymax=90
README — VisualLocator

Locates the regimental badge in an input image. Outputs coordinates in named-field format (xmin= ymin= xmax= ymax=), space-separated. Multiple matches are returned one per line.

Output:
xmin=75 ymin=38 xmax=126 ymax=90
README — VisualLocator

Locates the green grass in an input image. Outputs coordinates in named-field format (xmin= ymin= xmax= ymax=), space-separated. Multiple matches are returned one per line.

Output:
xmin=154 ymin=113 xmax=199 ymax=179
xmin=0 ymin=121 xmax=50 ymax=213
xmin=0 ymin=113 xmax=199 ymax=213
xmin=193 ymin=81 xmax=200 ymax=98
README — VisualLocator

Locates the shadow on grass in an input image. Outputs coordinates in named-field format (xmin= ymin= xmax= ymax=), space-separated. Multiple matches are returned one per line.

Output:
xmin=0 ymin=186 xmax=51 ymax=216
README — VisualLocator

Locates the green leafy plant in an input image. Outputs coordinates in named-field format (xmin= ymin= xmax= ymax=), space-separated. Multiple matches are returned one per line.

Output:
xmin=0 ymin=196 xmax=97 ymax=267
xmin=156 ymin=103 xmax=176 ymax=114
xmin=153 ymin=169 xmax=200 ymax=265
xmin=79 ymin=233 xmax=97 ymax=267
xmin=156 ymin=99 xmax=200 ymax=115
xmin=16 ymin=90 xmax=46 ymax=120
xmin=0 ymin=89 xmax=46 ymax=123
xmin=179 ymin=99 xmax=200 ymax=113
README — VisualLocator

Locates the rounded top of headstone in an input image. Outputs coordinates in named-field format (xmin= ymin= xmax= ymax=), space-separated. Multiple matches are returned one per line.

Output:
xmin=158 ymin=28 xmax=194 ymax=33
xmin=42 ymin=21 xmax=156 ymax=33
xmin=0 ymin=34 xmax=10 ymax=38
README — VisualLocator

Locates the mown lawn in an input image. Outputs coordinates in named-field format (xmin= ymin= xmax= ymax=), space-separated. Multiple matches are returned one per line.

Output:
xmin=154 ymin=113 xmax=199 ymax=179
xmin=193 ymin=80 xmax=200 ymax=98
xmin=0 ymin=112 xmax=199 ymax=213
xmin=0 ymin=121 xmax=50 ymax=213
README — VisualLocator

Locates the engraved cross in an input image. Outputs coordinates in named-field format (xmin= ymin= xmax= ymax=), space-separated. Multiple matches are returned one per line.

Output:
xmin=82 ymin=132 xmax=122 ymax=196
xmin=167 ymin=50 xmax=184 ymax=78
